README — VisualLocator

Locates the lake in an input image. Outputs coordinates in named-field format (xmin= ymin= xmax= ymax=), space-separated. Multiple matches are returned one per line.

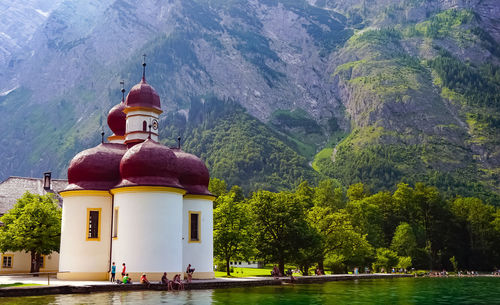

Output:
xmin=3 ymin=277 xmax=500 ymax=304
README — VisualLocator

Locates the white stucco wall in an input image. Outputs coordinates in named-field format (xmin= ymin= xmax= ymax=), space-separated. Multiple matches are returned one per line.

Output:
xmin=125 ymin=111 xmax=159 ymax=142
xmin=112 ymin=190 xmax=184 ymax=274
xmin=182 ymin=197 xmax=213 ymax=275
xmin=0 ymin=251 xmax=59 ymax=273
xmin=58 ymin=193 xmax=112 ymax=273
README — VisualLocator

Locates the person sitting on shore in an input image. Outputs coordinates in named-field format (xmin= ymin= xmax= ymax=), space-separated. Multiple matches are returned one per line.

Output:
xmin=122 ymin=273 xmax=132 ymax=284
xmin=271 ymin=265 xmax=281 ymax=279
xmin=316 ymin=267 xmax=323 ymax=276
xmin=161 ymin=272 xmax=173 ymax=291
xmin=186 ymin=264 xmax=195 ymax=283
xmin=173 ymin=274 xmax=184 ymax=290
xmin=140 ymin=273 xmax=150 ymax=287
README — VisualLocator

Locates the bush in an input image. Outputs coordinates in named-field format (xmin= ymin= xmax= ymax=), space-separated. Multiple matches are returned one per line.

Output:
xmin=214 ymin=260 xmax=226 ymax=272
xmin=397 ymin=256 xmax=412 ymax=270
xmin=325 ymin=254 xmax=347 ymax=274
xmin=372 ymin=248 xmax=399 ymax=273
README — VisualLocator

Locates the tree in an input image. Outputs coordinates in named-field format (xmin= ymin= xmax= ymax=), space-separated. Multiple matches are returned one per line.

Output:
xmin=290 ymin=224 xmax=322 ymax=276
xmin=308 ymin=207 xmax=372 ymax=273
xmin=450 ymin=197 xmax=497 ymax=269
xmin=0 ymin=192 xmax=61 ymax=273
xmin=449 ymin=256 xmax=458 ymax=272
xmin=228 ymin=185 xmax=245 ymax=203
xmin=392 ymin=183 xmax=417 ymax=223
xmin=313 ymin=179 xmax=345 ymax=210
xmin=370 ymin=190 xmax=399 ymax=246
xmin=295 ymin=181 xmax=314 ymax=209
xmin=372 ymin=248 xmax=399 ymax=273
xmin=347 ymin=194 xmax=385 ymax=248
xmin=347 ymin=182 xmax=369 ymax=201
xmin=209 ymin=178 xmax=227 ymax=199
xmin=213 ymin=190 xmax=251 ymax=276
xmin=394 ymin=183 xmax=450 ymax=269
xmin=391 ymin=222 xmax=417 ymax=257
xmin=397 ymin=256 xmax=412 ymax=271
xmin=249 ymin=190 xmax=311 ymax=275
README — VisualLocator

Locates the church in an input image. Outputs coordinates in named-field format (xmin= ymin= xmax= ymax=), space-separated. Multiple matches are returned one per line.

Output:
xmin=57 ymin=60 xmax=215 ymax=281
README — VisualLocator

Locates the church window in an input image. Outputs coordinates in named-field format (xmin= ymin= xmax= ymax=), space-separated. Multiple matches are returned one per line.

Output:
xmin=143 ymin=121 xmax=147 ymax=131
xmin=86 ymin=208 xmax=101 ymax=241
xmin=189 ymin=211 xmax=201 ymax=243
xmin=113 ymin=207 xmax=119 ymax=238
xmin=2 ymin=255 xmax=13 ymax=268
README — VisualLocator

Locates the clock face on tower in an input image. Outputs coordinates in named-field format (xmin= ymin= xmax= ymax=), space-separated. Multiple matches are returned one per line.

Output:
xmin=152 ymin=119 xmax=158 ymax=130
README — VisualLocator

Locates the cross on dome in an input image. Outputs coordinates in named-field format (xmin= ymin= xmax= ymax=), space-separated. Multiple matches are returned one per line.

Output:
xmin=106 ymin=81 xmax=127 ymax=139
xmin=142 ymin=54 xmax=147 ymax=81
xmin=120 ymin=80 xmax=125 ymax=101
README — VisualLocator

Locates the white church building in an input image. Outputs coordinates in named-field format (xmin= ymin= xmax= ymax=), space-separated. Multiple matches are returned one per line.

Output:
xmin=57 ymin=61 xmax=215 ymax=281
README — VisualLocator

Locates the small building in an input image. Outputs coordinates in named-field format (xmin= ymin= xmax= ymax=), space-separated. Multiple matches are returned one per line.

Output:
xmin=229 ymin=261 xmax=264 ymax=269
xmin=57 ymin=61 xmax=215 ymax=281
xmin=0 ymin=173 xmax=67 ymax=274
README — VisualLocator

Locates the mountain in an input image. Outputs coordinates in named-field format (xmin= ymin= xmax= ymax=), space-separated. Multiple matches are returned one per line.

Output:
xmin=0 ymin=0 xmax=498 ymax=200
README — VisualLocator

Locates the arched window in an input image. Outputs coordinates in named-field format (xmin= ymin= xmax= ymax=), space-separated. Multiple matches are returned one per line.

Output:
xmin=143 ymin=121 xmax=147 ymax=131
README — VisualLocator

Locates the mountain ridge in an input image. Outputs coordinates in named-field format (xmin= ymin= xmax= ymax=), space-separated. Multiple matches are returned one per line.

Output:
xmin=0 ymin=0 xmax=498 ymax=200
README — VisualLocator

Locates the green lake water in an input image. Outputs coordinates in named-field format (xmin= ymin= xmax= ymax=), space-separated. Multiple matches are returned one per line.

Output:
xmin=2 ymin=277 xmax=500 ymax=305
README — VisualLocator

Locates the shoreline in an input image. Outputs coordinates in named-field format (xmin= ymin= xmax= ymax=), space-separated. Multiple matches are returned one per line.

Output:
xmin=0 ymin=274 xmax=413 ymax=297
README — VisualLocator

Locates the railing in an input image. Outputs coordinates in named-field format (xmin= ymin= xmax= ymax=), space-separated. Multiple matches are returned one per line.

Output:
xmin=0 ymin=271 xmax=65 ymax=285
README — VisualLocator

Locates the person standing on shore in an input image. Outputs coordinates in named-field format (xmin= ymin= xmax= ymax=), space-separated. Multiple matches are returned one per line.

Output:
xmin=110 ymin=262 xmax=116 ymax=282
xmin=121 ymin=263 xmax=126 ymax=279
xmin=186 ymin=264 xmax=195 ymax=282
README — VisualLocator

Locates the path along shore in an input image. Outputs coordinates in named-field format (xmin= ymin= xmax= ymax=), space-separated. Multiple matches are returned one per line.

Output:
xmin=0 ymin=273 xmax=413 ymax=297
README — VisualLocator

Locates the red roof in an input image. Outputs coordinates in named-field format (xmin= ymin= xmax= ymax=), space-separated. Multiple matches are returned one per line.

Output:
xmin=65 ymin=74 xmax=213 ymax=194
xmin=173 ymin=149 xmax=212 ymax=196
xmin=66 ymin=143 xmax=127 ymax=191
xmin=124 ymin=78 xmax=161 ymax=111
xmin=117 ymin=139 xmax=183 ymax=189
xmin=107 ymin=102 xmax=126 ymax=136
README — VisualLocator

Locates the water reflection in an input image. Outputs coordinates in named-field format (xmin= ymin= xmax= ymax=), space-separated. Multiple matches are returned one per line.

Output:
xmin=0 ymin=295 xmax=57 ymax=305
xmin=1 ymin=278 xmax=499 ymax=305
xmin=0 ymin=290 xmax=214 ymax=305
xmin=53 ymin=290 xmax=215 ymax=305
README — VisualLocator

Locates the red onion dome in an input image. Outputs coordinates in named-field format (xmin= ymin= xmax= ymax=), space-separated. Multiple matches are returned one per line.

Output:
xmin=173 ymin=149 xmax=212 ymax=196
xmin=124 ymin=79 xmax=161 ymax=112
xmin=66 ymin=143 xmax=127 ymax=191
xmin=117 ymin=139 xmax=182 ymax=188
xmin=107 ymin=102 xmax=126 ymax=136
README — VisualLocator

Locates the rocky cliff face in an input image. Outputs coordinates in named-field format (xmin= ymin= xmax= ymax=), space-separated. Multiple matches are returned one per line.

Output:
xmin=0 ymin=0 xmax=63 ymax=90
xmin=0 ymin=0 xmax=498 ymax=198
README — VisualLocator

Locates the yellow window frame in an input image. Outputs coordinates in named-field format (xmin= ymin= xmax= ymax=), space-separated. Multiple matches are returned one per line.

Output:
xmin=2 ymin=254 xmax=13 ymax=268
xmin=188 ymin=211 xmax=201 ymax=243
xmin=86 ymin=208 xmax=102 ymax=241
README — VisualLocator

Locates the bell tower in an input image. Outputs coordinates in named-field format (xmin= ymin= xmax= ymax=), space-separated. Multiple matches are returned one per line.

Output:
xmin=123 ymin=55 xmax=162 ymax=147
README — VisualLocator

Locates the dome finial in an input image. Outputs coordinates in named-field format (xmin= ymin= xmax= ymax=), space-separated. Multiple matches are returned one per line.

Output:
xmin=177 ymin=136 xmax=181 ymax=149
xmin=142 ymin=54 xmax=147 ymax=81
xmin=148 ymin=124 xmax=152 ymax=139
xmin=101 ymin=131 xmax=105 ymax=144
xmin=120 ymin=80 xmax=125 ymax=102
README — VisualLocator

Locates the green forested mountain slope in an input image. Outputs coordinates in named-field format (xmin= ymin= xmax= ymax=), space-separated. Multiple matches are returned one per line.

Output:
xmin=159 ymin=100 xmax=318 ymax=192
xmin=0 ymin=0 xmax=498 ymax=200
xmin=311 ymin=5 xmax=500 ymax=201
